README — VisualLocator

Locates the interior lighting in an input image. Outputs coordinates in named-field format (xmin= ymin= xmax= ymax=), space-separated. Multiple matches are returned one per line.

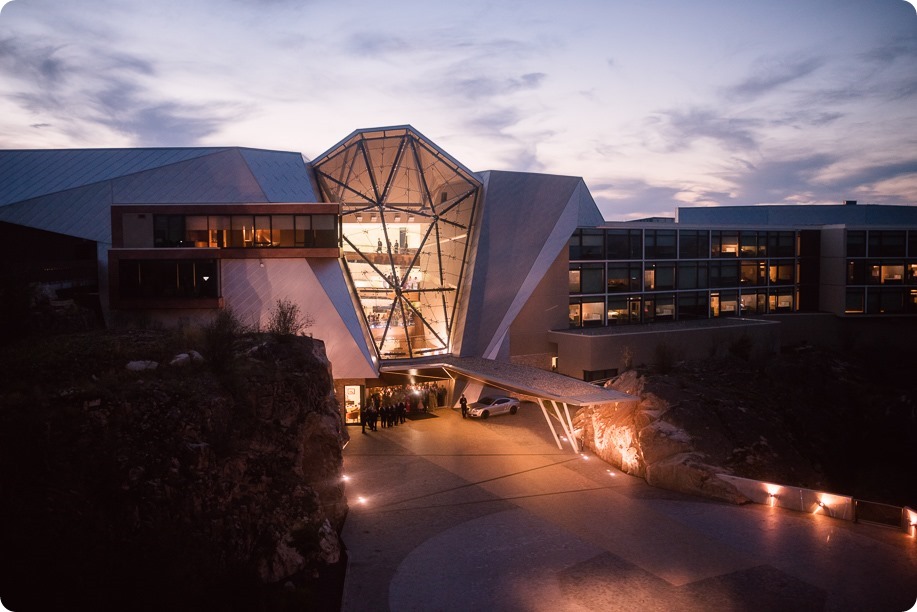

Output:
xmin=342 ymin=474 xmax=350 ymax=482
xmin=357 ymin=496 xmax=367 ymax=505
xmin=202 ymin=276 xmax=210 ymax=281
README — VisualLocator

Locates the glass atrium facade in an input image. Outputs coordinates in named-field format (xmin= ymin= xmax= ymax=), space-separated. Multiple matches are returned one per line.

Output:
xmin=312 ymin=127 xmax=480 ymax=359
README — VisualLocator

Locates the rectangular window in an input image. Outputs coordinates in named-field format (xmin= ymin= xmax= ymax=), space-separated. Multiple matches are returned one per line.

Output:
xmin=208 ymin=215 xmax=230 ymax=247
xmin=119 ymin=259 xmax=218 ymax=299
xmin=582 ymin=300 xmax=604 ymax=326
xmin=739 ymin=231 xmax=759 ymax=257
xmin=569 ymin=269 xmax=582 ymax=294
xmin=712 ymin=231 xmax=739 ymax=257
xmin=677 ymin=261 xmax=707 ymax=290
xmin=845 ymin=289 xmax=865 ymax=314
xmin=607 ymin=263 xmax=641 ymax=292
xmin=606 ymin=229 xmax=642 ymax=259
xmin=230 ymin=215 xmax=253 ymax=247
xmin=568 ymin=301 xmax=582 ymax=327
xmin=185 ymin=216 xmax=209 ymax=246
xmin=868 ymin=230 xmax=906 ymax=257
xmin=570 ymin=229 xmax=604 ymax=260
xmin=767 ymin=231 xmax=796 ymax=257
xmin=678 ymin=230 xmax=709 ymax=259
xmin=847 ymin=231 xmax=866 ymax=257
xmin=644 ymin=262 xmax=675 ymax=291
xmin=570 ymin=264 xmax=603 ymax=294
xmin=709 ymin=261 xmax=738 ymax=288
xmin=645 ymin=229 xmax=676 ymax=259
xmin=768 ymin=261 xmax=794 ymax=285
xmin=677 ymin=292 xmax=708 ymax=320
xmin=153 ymin=215 xmax=185 ymax=247
xmin=847 ymin=260 xmax=865 ymax=285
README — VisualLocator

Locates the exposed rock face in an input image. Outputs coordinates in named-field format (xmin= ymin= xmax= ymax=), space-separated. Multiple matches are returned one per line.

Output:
xmin=574 ymin=371 xmax=749 ymax=504
xmin=576 ymin=346 xmax=917 ymax=508
xmin=0 ymin=330 xmax=348 ymax=611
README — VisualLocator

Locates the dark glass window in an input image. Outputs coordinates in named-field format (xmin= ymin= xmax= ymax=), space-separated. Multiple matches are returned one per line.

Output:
xmin=679 ymin=230 xmax=709 ymax=259
xmin=847 ymin=260 xmax=865 ymax=285
xmin=607 ymin=263 xmax=641 ymax=292
xmin=909 ymin=231 xmax=917 ymax=258
xmin=867 ymin=288 xmax=905 ymax=314
xmin=644 ymin=262 xmax=675 ymax=290
xmin=677 ymin=292 xmax=708 ymax=320
xmin=868 ymin=230 xmax=906 ymax=257
xmin=709 ymin=261 xmax=739 ymax=288
xmin=153 ymin=215 xmax=186 ymax=247
xmin=767 ymin=231 xmax=796 ymax=257
xmin=570 ymin=264 xmax=603 ymax=294
xmin=119 ymin=259 xmax=218 ymax=299
xmin=845 ymin=289 xmax=865 ymax=314
xmin=606 ymin=229 xmax=642 ymax=259
xmin=847 ymin=231 xmax=866 ymax=257
xmin=645 ymin=230 xmax=676 ymax=259
xmin=569 ymin=229 xmax=604 ymax=260
xmin=677 ymin=262 xmax=707 ymax=290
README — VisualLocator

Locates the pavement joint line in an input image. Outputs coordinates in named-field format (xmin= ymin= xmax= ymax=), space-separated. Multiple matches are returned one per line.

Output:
xmin=363 ymin=455 xmax=585 ymax=510
xmin=351 ymin=485 xmax=620 ymax=514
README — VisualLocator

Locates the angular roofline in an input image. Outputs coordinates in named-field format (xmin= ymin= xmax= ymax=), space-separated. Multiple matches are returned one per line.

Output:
xmin=311 ymin=124 xmax=481 ymax=186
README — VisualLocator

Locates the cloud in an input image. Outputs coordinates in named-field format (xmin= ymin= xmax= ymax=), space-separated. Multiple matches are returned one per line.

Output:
xmin=720 ymin=153 xmax=838 ymax=204
xmin=591 ymin=178 xmax=685 ymax=220
xmin=650 ymin=107 xmax=762 ymax=153
xmin=727 ymin=56 xmax=824 ymax=100
xmin=452 ymin=72 xmax=546 ymax=101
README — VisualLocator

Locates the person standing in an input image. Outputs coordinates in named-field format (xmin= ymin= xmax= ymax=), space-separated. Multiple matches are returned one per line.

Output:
xmin=460 ymin=394 xmax=468 ymax=419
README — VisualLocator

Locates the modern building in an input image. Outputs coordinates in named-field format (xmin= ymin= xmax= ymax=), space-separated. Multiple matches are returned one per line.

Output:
xmin=2 ymin=126 xmax=916 ymax=436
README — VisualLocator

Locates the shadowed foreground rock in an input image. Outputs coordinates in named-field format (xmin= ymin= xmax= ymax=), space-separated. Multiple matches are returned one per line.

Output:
xmin=0 ymin=330 xmax=348 ymax=612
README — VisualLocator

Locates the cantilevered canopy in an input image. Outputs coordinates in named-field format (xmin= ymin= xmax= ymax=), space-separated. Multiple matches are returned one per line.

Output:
xmin=381 ymin=356 xmax=636 ymax=452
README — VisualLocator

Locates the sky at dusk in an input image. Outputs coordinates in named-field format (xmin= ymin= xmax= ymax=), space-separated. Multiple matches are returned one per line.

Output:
xmin=1 ymin=0 xmax=916 ymax=220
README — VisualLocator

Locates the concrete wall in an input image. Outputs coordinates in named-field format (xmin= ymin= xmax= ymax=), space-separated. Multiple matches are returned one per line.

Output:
xmin=549 ymin=319 xmax=781 ymax=379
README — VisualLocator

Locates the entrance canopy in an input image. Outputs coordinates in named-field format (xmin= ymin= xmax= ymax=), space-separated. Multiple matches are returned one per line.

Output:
xmin=381 ymin=356 xmax=636 ymax=452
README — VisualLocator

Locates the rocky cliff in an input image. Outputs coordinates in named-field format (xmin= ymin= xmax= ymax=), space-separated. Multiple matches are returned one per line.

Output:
xmin=0 ymin=329 xmax=348 ymax=611
xmin=575 ymin=346 xmax=917 ymax=507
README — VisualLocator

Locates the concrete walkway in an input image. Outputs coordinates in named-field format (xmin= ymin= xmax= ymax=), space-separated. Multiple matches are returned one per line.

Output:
xmin=340 ymin=403 xmax=917 ymax=611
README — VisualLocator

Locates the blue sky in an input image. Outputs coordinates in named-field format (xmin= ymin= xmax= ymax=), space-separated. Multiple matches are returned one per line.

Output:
xmin=1 ymin=0 xmax=915 ymax=219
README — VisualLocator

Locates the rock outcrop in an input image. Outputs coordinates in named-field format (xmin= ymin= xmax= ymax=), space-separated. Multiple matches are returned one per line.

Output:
xmin=0 ymin=330 xmax=348 ymax=611
xmin=574 ymin=370 xmax=749 ymax=503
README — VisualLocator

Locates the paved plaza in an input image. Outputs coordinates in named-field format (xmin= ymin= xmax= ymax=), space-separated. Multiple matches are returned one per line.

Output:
xmin=340 ymin=403 xmax=917 ymax=611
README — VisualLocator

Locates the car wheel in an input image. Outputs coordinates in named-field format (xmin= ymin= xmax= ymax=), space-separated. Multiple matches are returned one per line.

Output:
xmin=481 ymin=410 xmax=489 ymax=419
xmin=510 ymin=406 xmax=518 ymax=415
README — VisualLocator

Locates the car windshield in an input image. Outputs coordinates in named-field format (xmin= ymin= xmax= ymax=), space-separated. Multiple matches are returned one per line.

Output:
xmin=477 ymin=397 xmax=495 ymax=404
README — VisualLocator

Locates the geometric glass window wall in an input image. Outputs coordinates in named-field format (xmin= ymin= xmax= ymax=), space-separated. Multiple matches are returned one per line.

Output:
xmin=312 ymin=126 xmax=480 ymax=359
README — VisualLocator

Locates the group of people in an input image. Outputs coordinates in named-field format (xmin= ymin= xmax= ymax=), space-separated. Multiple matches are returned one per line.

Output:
xmin=359 ymin=382 xmax=449 ymax=433
xmin=360 ymin=402 xmax=406 ymax=433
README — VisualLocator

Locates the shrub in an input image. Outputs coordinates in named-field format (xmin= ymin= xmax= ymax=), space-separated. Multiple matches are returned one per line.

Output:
xmin=204 ymin=309 xmax=246 ymax=373
xmin=267 ymin=298 xmax=314 ymax=339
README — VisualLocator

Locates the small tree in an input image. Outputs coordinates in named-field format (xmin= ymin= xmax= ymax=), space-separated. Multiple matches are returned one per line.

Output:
xmin=204 ymin=308 xmax=246 ymax=373
xmin=267 ymin=298 xmax=314 ymax=338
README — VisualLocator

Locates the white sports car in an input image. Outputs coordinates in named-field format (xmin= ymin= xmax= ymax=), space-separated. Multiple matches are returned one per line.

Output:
xmin=467 ymin=396 xmax=520 ymax=419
